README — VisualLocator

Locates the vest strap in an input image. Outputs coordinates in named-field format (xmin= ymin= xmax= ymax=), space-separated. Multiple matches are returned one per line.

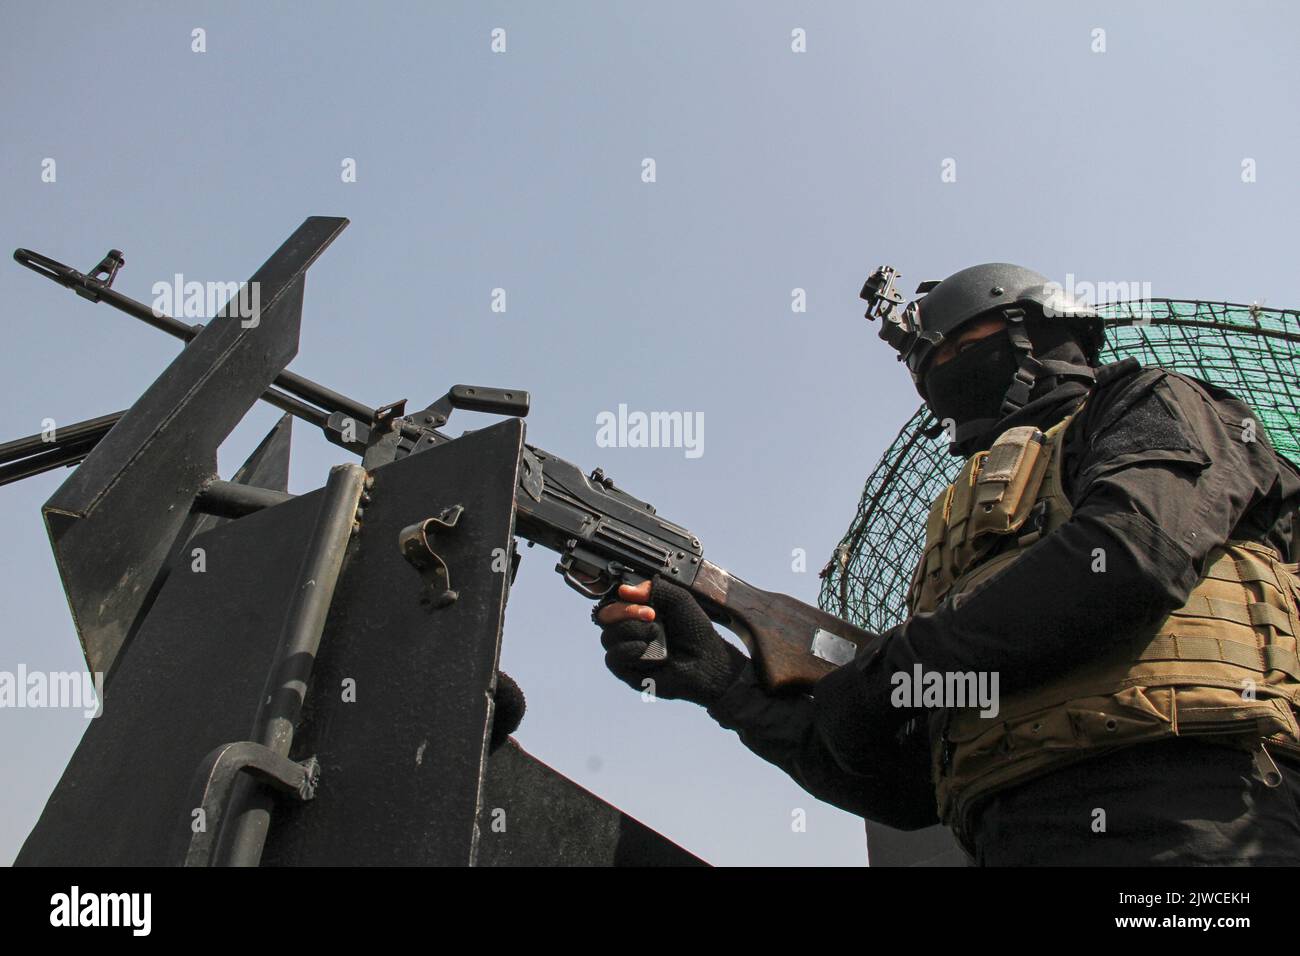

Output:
xmin=1210 ymin=561 xmax=1278 ymax=585
xmin=1173 ymin=595 xmax=1294 ymax=635
xmin=1265 ymin=646 xmax=1300 ymax=680
xmin=1136 ymin=634 xmax=1300 ymax=680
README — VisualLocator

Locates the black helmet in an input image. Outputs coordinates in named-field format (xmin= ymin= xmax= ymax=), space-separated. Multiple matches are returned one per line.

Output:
xmin=861 ymin=262 xmax=1105 ymax=394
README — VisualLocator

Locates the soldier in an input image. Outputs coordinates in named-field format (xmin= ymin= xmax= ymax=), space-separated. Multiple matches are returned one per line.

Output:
xmin=595 ymin=263 xmax=1300 ymax=865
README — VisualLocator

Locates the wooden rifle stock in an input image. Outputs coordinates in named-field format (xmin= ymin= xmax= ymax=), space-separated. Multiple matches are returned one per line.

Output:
xmin=688 ymin=560 xmax=878 ymax=691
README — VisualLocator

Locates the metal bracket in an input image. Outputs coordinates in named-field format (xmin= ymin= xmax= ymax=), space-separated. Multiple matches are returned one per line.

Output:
xmin=79 ymin=249 xmax=125 ymax=300
xmin=399 ymin=505 xmax=466 ymax=609
xmin=372 ymin=398 xmax=407 ymax=432
xmin=183 ymin=741 xmax=320 ymax=867
xmin=519 ymin=446 xmax=544 ymax=502
xmin=360 ymin=399 xmax=409 ymax=469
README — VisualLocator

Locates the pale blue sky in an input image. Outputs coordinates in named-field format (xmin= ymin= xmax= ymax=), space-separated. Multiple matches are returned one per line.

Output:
xmin=2 ymin=1 xmax=1298 ymax=865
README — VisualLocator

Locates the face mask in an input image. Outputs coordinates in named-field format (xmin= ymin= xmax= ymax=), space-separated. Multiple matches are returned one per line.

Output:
xmin=922 ymin=329 xmax=1019 ymax=431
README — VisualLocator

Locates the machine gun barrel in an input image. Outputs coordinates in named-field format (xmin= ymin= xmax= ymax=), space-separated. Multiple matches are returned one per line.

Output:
xmin=4 ymin=246 xmax=450 ymax=483
xmin=14 ymin=248 xmax=382 ymax=428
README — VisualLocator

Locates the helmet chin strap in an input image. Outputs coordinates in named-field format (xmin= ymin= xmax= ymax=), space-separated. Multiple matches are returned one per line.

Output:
xmin=928 ymin=307 xmax=1098 ymax=452
xmin=999 ymin=318 xmax=1044 ymax=417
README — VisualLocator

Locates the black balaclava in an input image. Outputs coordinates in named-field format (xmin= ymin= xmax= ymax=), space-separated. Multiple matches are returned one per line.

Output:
xmin=923 ymin=314 xmax=1097 ymax=457
xmin=922 ymin=329 xmax=1019 ymax=434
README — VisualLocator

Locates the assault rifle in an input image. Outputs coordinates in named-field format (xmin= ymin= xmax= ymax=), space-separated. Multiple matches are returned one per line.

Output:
xmin=5 ymin=244 xmax=875 ymax=690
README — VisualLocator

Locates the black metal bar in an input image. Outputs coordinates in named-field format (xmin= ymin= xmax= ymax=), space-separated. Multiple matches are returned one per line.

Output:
xmin=194 ymin=480 xmax=295 ymax=519
xmin=183 ymin=743 xmax=320 ymax=868
xmin=261 ymin=386 xmax=331 ymax=430
xmin=0 ymin=388 xmax=328 ymax=490
xmin=222 ymin=462 xmax=366 ymax=866
xmin=276 ymin=369 xmax=377 ymax=425
xmin=185 ymin=416 xmax=294 ymax=547
xmin=0 ymin=411 xmax=124 ymax=467
xmin=0 ymin=439 xmax=103 ymax=487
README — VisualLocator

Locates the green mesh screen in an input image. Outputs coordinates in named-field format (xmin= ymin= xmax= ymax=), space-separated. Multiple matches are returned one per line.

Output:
xmin=818 ymin=299 xmax=1300 ymax=633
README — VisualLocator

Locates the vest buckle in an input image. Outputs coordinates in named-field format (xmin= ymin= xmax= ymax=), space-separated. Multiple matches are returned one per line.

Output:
xmin=1253 ymin=741 xmax=1283 ymax=788
xmin=1016 ymin=499 xmax=1050 ymax=546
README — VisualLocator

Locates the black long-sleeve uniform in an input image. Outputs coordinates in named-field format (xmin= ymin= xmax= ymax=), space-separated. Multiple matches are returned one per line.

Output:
xmin=706 ymin=359 xmax=1300 ymax=847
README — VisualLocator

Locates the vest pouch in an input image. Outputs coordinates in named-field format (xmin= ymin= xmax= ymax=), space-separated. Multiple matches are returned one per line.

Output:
xmin=1005 ymin=705 xmax=1079 ymax=754
xmin=909 ymin=485 xmax=956 ymax=611
xmin=930 ymin=707 xmax=1008 ymax=790
xmin=1065 ymin=687 xmax=1174 ymax=746
xmin=968 ymin=426 xmax=1049 ymax=541
xmin=941 ymin=702 xmax=1080 ymax=779
xmin=946 ymin=452 xmax=985 ymax=568
xmin=993 ymin=686 xmax=1173 ymax=757
xmin=936 ymin=704 xmax=1089 ymax=827
xmin=1172 ymin=686 xmax=1300 ymax=740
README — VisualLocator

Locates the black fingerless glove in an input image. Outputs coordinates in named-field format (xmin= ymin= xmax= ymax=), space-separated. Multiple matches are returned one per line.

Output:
xmin=598 ymin=576 xmax=748 ymax=706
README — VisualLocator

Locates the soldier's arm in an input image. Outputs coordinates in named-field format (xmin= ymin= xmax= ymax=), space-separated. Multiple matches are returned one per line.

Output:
xmin=865 ymin=370 xmax=1291 ymax=702
xmin=598 ymin=578 xmax=938 ymax=826
xmin=706 ymin=661 xmax=939 ymax=829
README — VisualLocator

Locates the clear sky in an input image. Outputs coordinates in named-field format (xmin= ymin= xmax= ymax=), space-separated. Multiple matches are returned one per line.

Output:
xmin=2 ymin=1 xmax=1298 ymax=866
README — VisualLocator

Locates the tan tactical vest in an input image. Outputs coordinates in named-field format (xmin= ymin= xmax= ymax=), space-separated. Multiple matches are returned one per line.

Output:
xmin=906 ymin=408 xmax=1300 ymax=839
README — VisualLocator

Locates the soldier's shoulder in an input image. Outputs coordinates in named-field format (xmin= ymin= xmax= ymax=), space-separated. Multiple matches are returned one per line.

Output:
xmin=1091 ymin=362 xmax=1242 ymax=420
xmin=1142 ymin=369 xmax=1256 ymax=429
xmin=1073 ymin=363 xmax=1271 ymax=483
xmin=1083 ymin=360 xmax=1163 ymax=426
xmin=1076 ymin=362 xmax=1217 ymax=460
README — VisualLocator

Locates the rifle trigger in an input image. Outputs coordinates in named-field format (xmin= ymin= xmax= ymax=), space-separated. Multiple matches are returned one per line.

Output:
xmin=557 ymin=555 xmax=612 ymax=600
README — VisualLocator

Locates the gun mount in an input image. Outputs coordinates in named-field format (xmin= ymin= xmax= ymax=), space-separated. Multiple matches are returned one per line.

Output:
xmin=6 ymin=217 xmax=705 ymax=867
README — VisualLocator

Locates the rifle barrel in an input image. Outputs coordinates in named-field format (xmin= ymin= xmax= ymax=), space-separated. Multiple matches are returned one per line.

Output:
xmin=14 ymin=248 xmax=380 ymax=426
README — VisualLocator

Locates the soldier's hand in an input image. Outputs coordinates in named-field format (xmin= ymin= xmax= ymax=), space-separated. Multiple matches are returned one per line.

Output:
xmin=595 ymin=576 xmax=747 ymax=706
